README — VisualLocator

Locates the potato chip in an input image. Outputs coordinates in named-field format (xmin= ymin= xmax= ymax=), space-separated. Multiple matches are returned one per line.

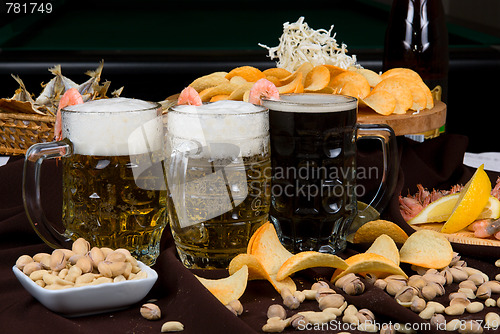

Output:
xmin=210 ymin=94 xmax=230 ymax=102
xmin=389 ymin=76 xmax=427 ymax=111
xmin=189 ymin=72 xmax=229 ymax=92
xmin=229 ymin=76 xmax=249 ymax=86
xmin=331 ymin=253 xmax=408 ymax=283
xmin=280 ymin=62 xmax=313 ymax=85
xmin=195 ymin=265 xmax=249 ymax=305
xmin=277 ymin=72 xmax=303 ymax=94
xmin=381 ymin=68 xmax=422 ymax=81
xmin=353 ymin=219 xmax=409 ymax=244
xmin=349 ymin=67 xmax=382 ymax=88
xmin=250 ymin=222 xmax=293 ymax=275
xmin=399 ymin=230 xmax=453 ymax=269
xmin=199 ymin=83 xmax=240 ymax=102
xmin=305 ymin=86 xmax=335 ymax=94
xmin=276 ymin=251 xmax=348 ymax=281
xmin=225 ymin=66 xmax=266 ymax=82
xmin=229 ymin=253 xmax=270 ymax=281
xmin=361 ymin=90 xmax=397 ymax=116
xmin=263 ymin=68 xmax=292 ymax=80
xmin=324 ymin=65 xmax=347 ymax=84
xmin=228 ymin=82 xmax=253 ymax=101
xmin=304 ymin=65 xmax=330 ymax=91
xmin=329 ymin=71 xmax=370 ymax=99
xmin=264 ymin=75 xmax=282 ymax=87
xmin=372 ymin=77 xmax=413 ymax=114
xmin=365 ymin=234 xmax=400 ymax=266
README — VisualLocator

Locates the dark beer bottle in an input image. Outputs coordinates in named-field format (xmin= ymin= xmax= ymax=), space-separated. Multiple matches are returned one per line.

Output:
xmin=383 ymin=0 xmax=449 ymax=104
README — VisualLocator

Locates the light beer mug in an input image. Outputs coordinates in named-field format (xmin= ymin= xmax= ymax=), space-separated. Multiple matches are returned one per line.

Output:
xmin=262 ymin=94 xmax=397 ymax=254
xmin=166 ymin=100 xmax=271 ymax=269
xmin=23 ymin=98 xmax=167 ymax=266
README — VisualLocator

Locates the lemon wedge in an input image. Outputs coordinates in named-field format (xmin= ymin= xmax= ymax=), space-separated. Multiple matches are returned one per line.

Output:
xmin=408 ymin=194 xmax=500 ymax=225
xmin=441 ymin=165 xmax=492 ymax=234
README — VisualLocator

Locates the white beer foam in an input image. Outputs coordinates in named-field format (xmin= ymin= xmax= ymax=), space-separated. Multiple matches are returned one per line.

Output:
xmin=168 ymin=100 xmax=269 ymax=158
xmin=62 ymin=98 xmax=162 ymax=156
xmin=262 ymin=93 xmax=357 ymax=113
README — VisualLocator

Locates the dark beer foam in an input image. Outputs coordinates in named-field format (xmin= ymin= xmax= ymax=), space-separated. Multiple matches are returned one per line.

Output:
xmin=262 ymin=93 xmax=357 ymax=113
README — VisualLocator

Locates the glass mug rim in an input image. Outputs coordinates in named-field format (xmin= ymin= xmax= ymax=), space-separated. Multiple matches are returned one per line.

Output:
xmin=62 ymin=100 xmax=161 ymax=114
xmin=262 ymin=93 xmax=357 ymax=112
xmin=169 ymin=101 xmax=268 ymax=116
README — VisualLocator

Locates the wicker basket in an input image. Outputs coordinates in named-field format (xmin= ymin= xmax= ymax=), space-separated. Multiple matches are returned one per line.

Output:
xmin=0 ymin=111 xmax=55 ymax=155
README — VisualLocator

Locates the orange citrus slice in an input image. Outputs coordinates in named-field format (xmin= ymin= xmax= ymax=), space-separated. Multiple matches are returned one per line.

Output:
xmin=441 ymin=165 xmax=492 ymax=233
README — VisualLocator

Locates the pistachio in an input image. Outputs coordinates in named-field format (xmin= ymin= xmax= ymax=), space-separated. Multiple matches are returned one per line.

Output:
xmin=68 ymin=254 xmax=84 ymax=265
xmin=449 ymin=292 xmax=468 ymax=301
xmin=386 ymin=280 xmax=406 ymax=296
xmin=407 ymin=275 xmax=426 ymax=290
xmin=374 ymin=279 xmax=387 ymax=290
xmin=441 ymin=269 xmax=454 ymax=286
xmin=420 ymin=284 xmax=437 ymax=301
xmin=267 ymin=304 xmax=286 ymax=320
xmin=88 ymin=247 xmax=105 ymax=267
xmin=449 ymin=267 xmax=469 ymax=283
xmin=311 ymin=280 xmax=330 ymax=291
xmin=105 ymin=250 xmax=127 ymax=263
xmin=463 ymin=268 xmax=488 ymax=282
xmin=395 ymin=286 xmax=418 ymax=305
xmin=465 ymin=301 xmax=484 ymax=314
xmin=482 ymin=280 xmax=500 ymax=293
xmin=410 ymin=296 xmax=426 ymax=313
xmin=357 ymin=308 xmax=375 ymax=323
xmin=23 ymin=261 xmax=42 ymax=275
xmin=315 ymin=288 xmax=336 ymax=302
xmin=449 ymin=297 xmax=471 ymax=308
xmin=459 ymin=280 xmax=478 ymax=292
xmin=458 ymin=287 xmax=476 ymax=300
xmin=468 ymin=273 xmax=486 ymax=286
xmin=449 ymin=252 xmax=461 ymax=266
xmin=334 ymin=273 xmax=357 ymax=289
xmin=430 ymin=313 xmax=446 ymax=328
xmin=161 ymin=321 xmax=184 ymax=332
xmin=100 ymin=247 xmax=114 ymax=258
xmin=50 ymin=249 xmax=67 ymax=271
xmin=281 ymin=288 xmax=300 ymax=310
xmin=140 ymin=303 xmax=161 ymax=320
xmin=290 ymin=313 xmax=306 ymax=329
xmin=379 ymin=324 xmax=396 ymax=334
xmin=318 ymin=294 xmax=345 ymax=310
xmin=343 ymin=279 xmax=365 ymax=296
xmin=422 ymin=273 xmax=446 ymax=286
xmin=98 ymin=260 xmax=127 ymax=278
xmin=72 ymin=238 xmax=90 ymax=255
xmin=476 ymin=284 xmax=492 ymax=299
xmin=15 ymin=255 xmax=33 ymax=270
xmin=39 ymin=254 xmax=51 ymax=270
xmin=75 ymin=256 xmax=93 ymax=273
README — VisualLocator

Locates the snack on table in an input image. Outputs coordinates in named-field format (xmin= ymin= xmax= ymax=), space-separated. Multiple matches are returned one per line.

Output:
xmin=352 ymin=219 xmax=409 ymax=244
xmin=195 ymin=265 xmax=249 ymax=305
xmin=399 ymin=229 xmax=453 ymax=269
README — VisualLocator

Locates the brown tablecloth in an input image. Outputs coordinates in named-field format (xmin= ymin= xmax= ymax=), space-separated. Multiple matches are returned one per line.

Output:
xmin=1 ymin=134 xmax=499 ymax=334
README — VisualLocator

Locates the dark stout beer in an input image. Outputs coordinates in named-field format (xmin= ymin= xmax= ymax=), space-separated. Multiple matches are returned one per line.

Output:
xmin=263 ymin=94 xmax=358 ymax=254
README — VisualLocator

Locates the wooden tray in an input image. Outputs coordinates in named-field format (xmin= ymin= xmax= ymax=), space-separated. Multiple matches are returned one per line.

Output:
xmin=358 ymin=101 xmax=446 ymax=136
xmin=412 ymin=223 xmax=500 ymax=247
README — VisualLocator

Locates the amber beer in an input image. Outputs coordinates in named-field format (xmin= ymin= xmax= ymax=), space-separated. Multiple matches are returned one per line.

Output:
xmin=166 ymin=101 xmax=270 ymax=269
xmin=61 ymin=98 xmax=167 ymax=266
xmin=262 ymin=94 xmax=359 ymax=254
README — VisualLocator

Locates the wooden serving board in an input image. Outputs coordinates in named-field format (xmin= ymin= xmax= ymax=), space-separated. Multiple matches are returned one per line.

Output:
xmin=358 ymin=101 xmax=446 ymax=136
xmin=412 ymin=223 xmax=500 ymax=247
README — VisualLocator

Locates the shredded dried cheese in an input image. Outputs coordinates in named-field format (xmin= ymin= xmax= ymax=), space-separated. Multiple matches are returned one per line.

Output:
xmin=259 ymin=17 xmax=357 ymax=72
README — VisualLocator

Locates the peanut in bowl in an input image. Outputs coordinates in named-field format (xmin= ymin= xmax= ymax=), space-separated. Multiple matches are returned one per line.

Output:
xmin=12 ymin=261 xmax=157 ymax=317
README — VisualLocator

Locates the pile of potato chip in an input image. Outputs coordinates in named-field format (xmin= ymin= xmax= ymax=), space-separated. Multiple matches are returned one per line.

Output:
xmin=184 ymin=63 xmax=434 ymax=116
xmin=195 ymin=221 xmax=455 ymax=305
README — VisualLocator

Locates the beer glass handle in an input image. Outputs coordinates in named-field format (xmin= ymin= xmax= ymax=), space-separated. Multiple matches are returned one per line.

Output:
xmin=357 ymin=124 xmax=398 ymax=214
xmin=22 ymin=140 xmax=73 ymax=249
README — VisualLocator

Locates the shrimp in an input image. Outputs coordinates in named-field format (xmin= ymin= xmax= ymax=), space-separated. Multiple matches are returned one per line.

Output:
xmin=492 ymin=177 xmax=500 ymax=200
xmin=468 ymin=219 xmax=493 ymax=238
xmin=399 ymin=195 xmax=424 ymax=221
xmin=54 ymin=88 xmax=83 ymax=141
xmin=177 ymin=86 xmax=202 ymax=106
xmin=248 ymin=78 xmax=279 ymax=105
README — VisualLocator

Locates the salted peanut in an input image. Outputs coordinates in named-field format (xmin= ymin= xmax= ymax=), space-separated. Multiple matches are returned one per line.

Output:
xmin=463 ymin=268 xmax=488 ymax=283
xmin=379 ymin=324 xmax=396 ymax=334
xmin=32 ymin=252 xmax=50 ymax=262
xmin=495 ymin=259 xmax=500 ymax=267
xmin=357 ymin=322 xmax=378 ymax=332
xmin=140 ymin=303 xmax=161 ymax=320
xmin=225 ymin=300 xmax=243 ymax=316
xmin=302 ymin=289 xmax=317 ymax=300
xmin=419 ymin=305 xmax=436 ymax=319
xmin=281 ymin=287 xmax=300 ymax=310
xmin=35 ymin=280 xmax=45 ymax=288
xmin=16 ymin=255 xmax=34 ymax=270
xmin=293 ymin=290 xmax=306 ymax=303
xmin=484 ymin=298 xmax=496 ymax=307
xmin=23 ymin=261 xmax=42 ymax=275
xmin=100 ymin=247 xmax=114 ymax=258
xmin=114 ymin=248 xmax=132 ymax=258
xmin=60 ymin=249 xmax=75 ymax=261
xmin=88 ymin=247 xmax=105 ymax=267
xmin=466 ymin=302 xmax=484 ymax=314
xmin=29 ymin=269 xmax=49 ymax=282
xmin=449 ymin=292 xmax=468 ymax=301
xmin=262 ymin=317 xmax=287 ymax=333
xmin=123 ymin=262 xmax=133 ymax=279
xmin=444 ymin=304 xmax=465 ymax=316
xmin=43 ymin=272 xmax=73 ymax=286
xmin=430 ymin=313 xmax=446 ymax=328
xmin=72 ymin=238 xmax=90 ymax=255
xmin=64 ymin=265 xmax=82 ymax=283
xmin=45 ymin=284 xmax=72 ymax=290
xmin=458 ymin=287 xmax=476 ymax=300
xmin=496 ymin=273 xmax=500 ymax=281
xmin=75 ymin=272 xmax=96 ymax=285
xmin=483 ymin=281 xmax=500 ymax=293
xmin=323 ymin=301 xmax=347 ymax=317
xmin=58 ymin=268 xmax=69 ymax=279
xmin=446 ymin=319 xmax=462 ymax=331
xmin=374 ymin=279 xmax=388 ymax=290
xmin=39 ymin=254 xmax=51 ymax=270
xmin=450 ymin=297 xmax=470 ymax=308
xmin=426 ymin=301 xmax=445 ymax=313
xmin=485 ymin=312 xmax=500 ymax=329
xmin=114 ymin=275 xmax=127 ymax=283
xmin=92 ymin=277 xmax=113 ymax=285
xmin=132 ymin=270 xmax=147 ymax=280
xmin=457 ymin=320 xmax=483 ymax=334
xmin=68 ymin=254 xmax=84 ymax=265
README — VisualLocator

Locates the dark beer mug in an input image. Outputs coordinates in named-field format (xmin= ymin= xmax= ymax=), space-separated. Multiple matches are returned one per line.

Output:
xmin=262 ymin=94 xmax=397 ymax=254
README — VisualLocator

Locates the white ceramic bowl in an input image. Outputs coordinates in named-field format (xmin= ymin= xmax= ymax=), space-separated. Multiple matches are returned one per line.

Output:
xmin=12 ymin=261 xmax=157 ymax=317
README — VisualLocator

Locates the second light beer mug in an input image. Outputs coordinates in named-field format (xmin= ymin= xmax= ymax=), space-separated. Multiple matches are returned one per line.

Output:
xmin=166 ymin=100 xmax=271 ymax=269
xmin=23 ymin=98 xmax=167 ymax=266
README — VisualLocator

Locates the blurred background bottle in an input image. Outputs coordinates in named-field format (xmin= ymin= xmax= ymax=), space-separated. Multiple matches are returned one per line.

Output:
xmin=383 ymin=0 xmax=449 ymax=139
